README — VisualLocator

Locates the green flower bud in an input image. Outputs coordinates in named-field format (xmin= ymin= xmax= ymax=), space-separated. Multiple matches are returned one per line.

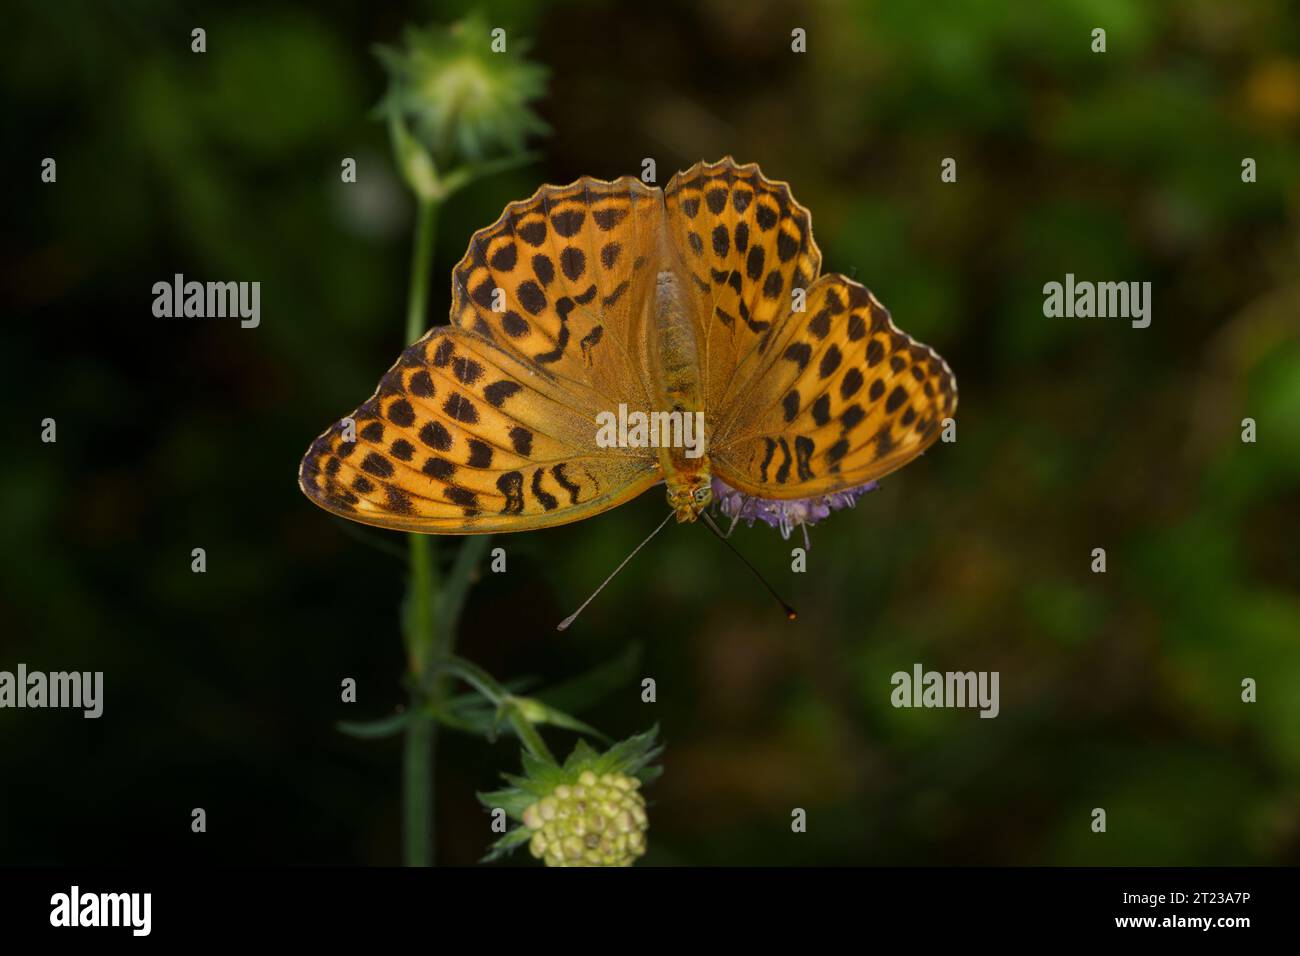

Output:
xmin=374 ymin=13 xmax=548 ymax=174
xmin=479 ymin=725 xmax=661 ymax=867
xmin=516 ymin=771 xmax=650 ymax=867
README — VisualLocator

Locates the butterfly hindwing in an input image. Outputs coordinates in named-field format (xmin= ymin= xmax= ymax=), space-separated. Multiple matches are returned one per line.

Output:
xmin=710 ymin=274 xmax=957 ymax=497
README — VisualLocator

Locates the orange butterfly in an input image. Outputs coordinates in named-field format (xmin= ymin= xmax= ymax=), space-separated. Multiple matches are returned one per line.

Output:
xmin=299 ymin=158 xmax=956 ymax=542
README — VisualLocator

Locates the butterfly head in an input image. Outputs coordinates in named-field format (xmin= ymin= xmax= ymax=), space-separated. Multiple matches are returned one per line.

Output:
xmin=666 ymin=472 xmax=712 ymax=523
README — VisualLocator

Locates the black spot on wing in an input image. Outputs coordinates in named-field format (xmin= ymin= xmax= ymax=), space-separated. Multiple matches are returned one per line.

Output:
xmin=420 ymin=421 xmax=452 ymax=451
xmin=782 ymin=390 xmax=800 ymax=422
xmin=758 ymin=437 xmax=776 ymax=483
xmin=443 ymin=392 xmax=480 ymax=424
xmin=775 ymin=438 xmax=792 ymax=483
xmin=885 ymin=385 xmax=907 ymax=414
xmin=783 ymin=342 xmax=812 ymax=371
xmin=484 ymin=380 xmax=522 ymax=407
xmin=467 ymin=440 xmax=493 ymax=468
xmin=518 ymin=221 xmax=546 ymax=247
xmin=490 ymin=243 xmax=517 ymax=271
xmin=531 ymin=468 xmax=558 ymax=511
xmin=409 ymin=370 xmax=435 ymax=397
xmin=560 ymin=247 xmax=586 ymax=281
xmin=517 ymin=280 xmax=546 ymax=315
xmin=552 ymin=464 xmax=581 ymax=504
xmin=445 ymin=485 xmax=478 ymax=509
xmin=502 ymin=311 xmax=529 ymax=338
xmin=509 ymin=427 xmax=533 ymax=456
xmin=497 ymin=471 xmax=525 ymax=513
xmin=451 ymin=357 xmax=484 ymax=386
xmin=794 ymin=435 xmax=815 ymax=481
xmin=601 ymin=281 xmax=630 ymax=308
xmin=592 ymin=207 xmax=627 ymax=230
xmin=532 ymin=254 xmax=555 ymax=287
xmin=534 ymin=322 xmax=570 ymax=364
xmin=812 ymin=394 xmax=831 ymax=426
xmin=551 ymin=210 xmax=585 ymax=237
xmin=422 ymin=456 xmax=455 ymax=480
xmin=712 ymin=224 xmax=730 ymax=258
xmin=762 ymin=270 xmax=783 ymax=299
xmin=361 ymin=453 xmax=393 ymax=479
xmin=819 ymin=345 xmax=842 ymax=379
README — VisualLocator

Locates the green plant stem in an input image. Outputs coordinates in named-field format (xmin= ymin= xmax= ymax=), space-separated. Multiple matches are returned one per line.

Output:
xmin=403 ymin=196 xmax=439 ymax=867
xmin=398 ymin=195 xmax=497 ymax=865
xmin=507 ymin=711 xmax=557 ymax=764
xmin=402 ymin=708 xmax=434 ymax=865
xmin=406 ymin=198 xmax=437 ymax=346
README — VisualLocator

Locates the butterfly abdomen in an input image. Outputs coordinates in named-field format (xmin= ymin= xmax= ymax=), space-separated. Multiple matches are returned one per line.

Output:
xmin=649 ymin=269 xmax=712 ymax=519
xmin=649 ymin=269 xmax=702 ymax=408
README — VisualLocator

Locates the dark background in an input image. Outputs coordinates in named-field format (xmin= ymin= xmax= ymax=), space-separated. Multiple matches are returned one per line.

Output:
xmin=3 ymin=0 xmax=1298 ymax=865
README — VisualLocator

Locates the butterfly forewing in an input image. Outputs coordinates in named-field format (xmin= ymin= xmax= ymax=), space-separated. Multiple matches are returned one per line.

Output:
xmin=663 ymin=158 xmax=823 ymax=423
xmin=299 ymin=175 xmax=669 ymax=534
xmin=450 ymin=176 xmax=665 ymax=408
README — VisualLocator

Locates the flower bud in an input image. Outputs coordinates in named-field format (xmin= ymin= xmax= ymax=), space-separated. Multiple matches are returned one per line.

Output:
xmin=517 ymin=771 xmax=649 ymax=867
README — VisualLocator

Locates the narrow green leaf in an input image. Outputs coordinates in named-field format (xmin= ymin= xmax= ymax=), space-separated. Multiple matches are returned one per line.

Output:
xmin=480 ymin=826 xmax=534 ymax=863
xmin=537 ymin=644 xmax=642 ymax=714
xmin=563 ymin=738 xmax=601 ymax=774
xmin=477 ymin=788 xmax=535 ymax=820
xmin=501 ymin=772 xmax=548 ymax=798
xmin=593 ymin=725 xmax=662 ymax=775
xmin=520 ymin=748 xmax=564 ymax=790
xmin=513 ymin=696 xmax=609 ymax=743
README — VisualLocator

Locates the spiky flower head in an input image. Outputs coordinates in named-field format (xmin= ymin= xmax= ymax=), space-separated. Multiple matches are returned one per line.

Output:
xmin=374 ymin=12 xmax=548 ymax=173
xmin=479 ymin=727 xmax=662 ymax=867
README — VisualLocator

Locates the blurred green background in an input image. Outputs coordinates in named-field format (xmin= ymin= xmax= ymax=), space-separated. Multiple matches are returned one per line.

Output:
xmin=3 ymin=0 xmax=1298 ymax=865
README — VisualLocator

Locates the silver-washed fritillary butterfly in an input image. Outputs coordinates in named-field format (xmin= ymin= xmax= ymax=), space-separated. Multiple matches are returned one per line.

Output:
xmin=299 ymin=158 xmax=957 ymax=541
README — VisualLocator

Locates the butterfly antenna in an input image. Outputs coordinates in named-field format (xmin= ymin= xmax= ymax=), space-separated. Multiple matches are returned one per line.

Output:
xmin=557 ymin=511 xmax=676 ymax=632
xmin=700 ymin=511 xmax=798 ymax=621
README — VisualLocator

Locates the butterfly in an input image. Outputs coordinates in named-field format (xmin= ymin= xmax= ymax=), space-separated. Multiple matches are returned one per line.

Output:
xmin=298 ymin=158 xmax=957 ymax=538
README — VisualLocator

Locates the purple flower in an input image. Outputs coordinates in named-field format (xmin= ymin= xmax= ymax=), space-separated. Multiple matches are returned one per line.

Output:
xmin=710 ymin=476 xmax=879 ymax=546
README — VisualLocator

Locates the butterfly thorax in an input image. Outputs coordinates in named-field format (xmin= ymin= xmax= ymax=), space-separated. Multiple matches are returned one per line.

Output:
xmin=649 ymin=269 xmax=712 ymax=522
